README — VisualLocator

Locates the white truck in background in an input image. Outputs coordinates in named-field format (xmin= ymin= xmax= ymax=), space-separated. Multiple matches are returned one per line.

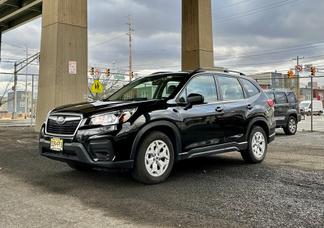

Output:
xmin=300 ymin=100 xmax=324 ymax=115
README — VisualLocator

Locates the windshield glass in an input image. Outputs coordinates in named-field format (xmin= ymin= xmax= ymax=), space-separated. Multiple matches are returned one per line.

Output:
xmin=300 ymin=102 xmax=310 ymax=108
xmin=107 ymin=75 xmax=185 ymax=101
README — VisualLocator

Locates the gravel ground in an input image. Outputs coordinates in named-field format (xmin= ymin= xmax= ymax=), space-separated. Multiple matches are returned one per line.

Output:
xmin=0 ymin=127 xmax=323 ymax=228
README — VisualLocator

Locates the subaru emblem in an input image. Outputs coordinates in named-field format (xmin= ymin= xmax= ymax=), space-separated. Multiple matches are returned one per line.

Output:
xmin=56 ymin=116 xmax=65 ymax=125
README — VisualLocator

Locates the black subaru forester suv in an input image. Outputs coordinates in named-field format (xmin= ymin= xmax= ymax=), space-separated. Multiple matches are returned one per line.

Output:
xmin=40 ymin=68 xmax=276 ymax=184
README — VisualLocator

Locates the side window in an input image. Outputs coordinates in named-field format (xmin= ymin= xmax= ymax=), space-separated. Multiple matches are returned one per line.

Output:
xmin=241 ymin=79 xmax=260 ymax=97
xmin=266 ymin=92 xmax=275 ymax=100
xmin=287 ymin=92 xmax=297 ymax=103
xmin=161 ymin=81 xmax=181 ymax=98
xmin=218 ymin=76 xmax=244 ymax=101
xmin=275 ymin=92 xmax=288 ymax=104
xmin=178 ymin=75 xmax=218 ymax=103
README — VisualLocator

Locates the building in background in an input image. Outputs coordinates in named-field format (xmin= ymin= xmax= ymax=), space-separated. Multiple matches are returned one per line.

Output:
xmin=250 ymin=72 xmax=296 ymax=91
xmin=300 ymin=81 xmax=324 ymax=106
xmin=7 ymin=91 xmax=33 ymax=114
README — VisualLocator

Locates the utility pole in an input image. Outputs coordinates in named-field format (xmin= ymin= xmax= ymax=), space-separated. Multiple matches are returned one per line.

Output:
xmin=310 ymin=74 xmax=314 ymax=132
xmin=293 ymin=56 xmax=304 ymax=100
xmin=30 ymin=74 xmax=35 ymax=127
xmin=24 ymin=47 xmax=28 ymax=119
xmin=0 ymin=32 xmax=2 ymax=62
xmin=12 ymin=62 xmax=18 ymax=119
xmin=127 ymin=15 xmax=134 ymax=82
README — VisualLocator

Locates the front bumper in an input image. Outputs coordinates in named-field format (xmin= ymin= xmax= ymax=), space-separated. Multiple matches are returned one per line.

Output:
xmin=39 ymin=138 xmax=133 ymax=169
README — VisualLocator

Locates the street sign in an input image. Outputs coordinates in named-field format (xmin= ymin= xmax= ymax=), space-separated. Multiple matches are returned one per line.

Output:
xmin=295 ymin=64 xmax=303 ymax=72
xmin=68 ymin=61 xmax=77 ymax=75
xmin=95 ymin=68 xmax=100 ymax=77
xmin=91 ymin=80 xmax=104 ymax=94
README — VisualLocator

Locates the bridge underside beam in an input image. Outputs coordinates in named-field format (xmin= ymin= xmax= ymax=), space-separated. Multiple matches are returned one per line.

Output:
xmin=0 ymin=0 xmax=42 ymax=33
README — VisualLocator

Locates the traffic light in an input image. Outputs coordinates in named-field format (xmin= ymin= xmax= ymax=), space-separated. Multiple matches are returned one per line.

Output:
xmin=311 ymin=66 xmax=316 ymax=76
xmin=131 ymin=71 xmax=134 ymax=78
xmin=287 ymin=70 xmax=295 ymax=79
xmin=89 ymin=67 xmax=94 ymax=75
xmin=105 ymin=68 xmax=110 ymax=76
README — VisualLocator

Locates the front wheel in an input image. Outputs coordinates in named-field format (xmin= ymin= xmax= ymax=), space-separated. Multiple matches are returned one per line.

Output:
xmin=132 ymin=131 xmax=174 ymax=184
xmin=241 ymin=126 xmax=268 ymax=163
xmin=283 ymin=116 xmax=297 ymax=135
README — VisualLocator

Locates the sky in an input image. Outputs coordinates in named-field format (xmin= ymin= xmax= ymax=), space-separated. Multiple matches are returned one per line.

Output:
xmin=1 ymin=0 xmax=324 ymax=96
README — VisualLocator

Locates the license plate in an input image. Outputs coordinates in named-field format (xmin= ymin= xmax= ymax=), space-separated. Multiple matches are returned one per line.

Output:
xmin=50 ymin=138 xmax=63 ymax=152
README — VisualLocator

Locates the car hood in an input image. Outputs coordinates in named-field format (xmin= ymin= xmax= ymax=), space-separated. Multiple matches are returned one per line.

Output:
xmin=51 ymin=100 xmax=160 ymax=117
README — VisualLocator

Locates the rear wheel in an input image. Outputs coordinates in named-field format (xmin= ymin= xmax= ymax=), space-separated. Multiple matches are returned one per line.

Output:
xmin=67 ymin=162 xmax=93 ymax=172
xmin=241 ymin=126 xmax=267 ymax=163
xmin=283 ymin=116 xmax=297 ymax=135
xmin=132 ymin=131 xmax=174 ymax=184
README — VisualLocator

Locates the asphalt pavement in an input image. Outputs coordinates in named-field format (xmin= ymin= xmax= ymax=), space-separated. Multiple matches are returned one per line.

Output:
xmin=0 ymin=127 xmax=323 ymax=227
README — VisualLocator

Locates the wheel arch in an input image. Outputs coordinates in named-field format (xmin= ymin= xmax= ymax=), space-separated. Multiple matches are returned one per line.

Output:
xmin=130 ymin=120 xmax=182 ymax=161
xmin=246 ymin=117 xmax=270 ymax=142
xmin=287 ymin=111 xmax=298 ymax=122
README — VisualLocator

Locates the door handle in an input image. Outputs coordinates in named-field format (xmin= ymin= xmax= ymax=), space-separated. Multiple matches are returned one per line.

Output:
xmin=247 ymin=104 xmax=253 ymax=110
xmin=215 ymin=106 xmax=224 ymax=113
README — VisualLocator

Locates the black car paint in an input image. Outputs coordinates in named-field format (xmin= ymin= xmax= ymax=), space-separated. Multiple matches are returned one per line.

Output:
xmin=40 ymin=72 xmax=275 ymax=169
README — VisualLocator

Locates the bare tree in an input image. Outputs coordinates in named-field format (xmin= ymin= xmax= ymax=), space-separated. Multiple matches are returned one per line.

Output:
xmin=88 ymin=74 xmax=128 ymax=101
xmin=0 ymin=81 xmax=13 ymax=107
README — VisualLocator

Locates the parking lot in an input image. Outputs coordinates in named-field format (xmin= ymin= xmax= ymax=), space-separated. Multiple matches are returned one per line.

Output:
xmin=0 ymin=127 xmax=323 ymax=227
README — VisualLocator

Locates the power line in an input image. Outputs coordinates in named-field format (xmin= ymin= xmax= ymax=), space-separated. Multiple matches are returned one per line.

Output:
xmin=218 ymin=0 xmax=255 ymax=11
xmin=215 ymin=0 xmax=299 ymax=24
xmin=215 ymin=41 xmax=324 ymax=60
xmin=89 ymin=34 xmax=125 ymax=48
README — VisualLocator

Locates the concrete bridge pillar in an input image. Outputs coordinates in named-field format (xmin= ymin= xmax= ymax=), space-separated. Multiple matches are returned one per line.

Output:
xmin=182 ymin=0 xmax=214 ymax=71
xmin=36 ymin=0 xmax=88 ymax=130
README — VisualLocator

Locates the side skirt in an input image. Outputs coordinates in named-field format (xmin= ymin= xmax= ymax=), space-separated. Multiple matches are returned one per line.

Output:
xmin=178 ymin=142 xmax=248 ymax=160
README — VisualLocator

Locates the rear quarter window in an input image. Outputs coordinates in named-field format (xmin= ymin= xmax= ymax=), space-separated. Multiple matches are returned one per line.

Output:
xmin=275 ymin=92 xmax=288 ymax=104
xmin=287 ymin=92 xmax=297 ymax=103
xmin=241 ymin=79 xmax=260 ymax=97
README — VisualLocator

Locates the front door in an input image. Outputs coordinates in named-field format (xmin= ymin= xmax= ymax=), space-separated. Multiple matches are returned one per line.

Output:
xmin=176 ymin=74 xmax=225 ymax=151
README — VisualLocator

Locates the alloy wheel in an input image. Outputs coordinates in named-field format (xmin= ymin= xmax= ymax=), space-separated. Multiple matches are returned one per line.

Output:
xmin=144 ymin=140 xmax=170 ymax=177
xmin=251 ymin=132 xmax=266 ymax=159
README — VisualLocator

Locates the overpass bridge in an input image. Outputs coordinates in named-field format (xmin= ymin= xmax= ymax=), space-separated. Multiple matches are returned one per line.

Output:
xmin=0 ymin=0 xmax=214 ymax=130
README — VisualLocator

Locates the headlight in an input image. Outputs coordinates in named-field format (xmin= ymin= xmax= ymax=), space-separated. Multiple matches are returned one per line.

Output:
xmin=89 ymin=108 xmax=137 ymax=126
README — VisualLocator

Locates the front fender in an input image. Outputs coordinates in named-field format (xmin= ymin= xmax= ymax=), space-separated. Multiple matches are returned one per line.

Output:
xmin=130 ymin=120 xmax=182 ymax=161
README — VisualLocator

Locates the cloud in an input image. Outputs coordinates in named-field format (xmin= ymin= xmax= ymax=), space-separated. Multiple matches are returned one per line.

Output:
xmin=0 ymin=0 xmax=324 ymax=88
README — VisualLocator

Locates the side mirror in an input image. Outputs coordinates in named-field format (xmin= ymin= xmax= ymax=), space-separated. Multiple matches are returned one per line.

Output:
xmin=185 ymin=93 xmax=204 ymax=110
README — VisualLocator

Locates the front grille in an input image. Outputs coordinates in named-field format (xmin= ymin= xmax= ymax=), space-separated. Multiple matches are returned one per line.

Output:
xmin=46 ymin=115 xmax=81 ymax=135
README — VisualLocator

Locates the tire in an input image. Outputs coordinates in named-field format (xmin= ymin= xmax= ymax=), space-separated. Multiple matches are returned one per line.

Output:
xmin=241 ymin=126 xmax=268 ymax=163
xmin=67 ymin=162 xmax=93 ymax=172
xmin=132 ymin=131 xmax=174 ymax=184
xmin=283 ymin=116 xmax=297 ymax=135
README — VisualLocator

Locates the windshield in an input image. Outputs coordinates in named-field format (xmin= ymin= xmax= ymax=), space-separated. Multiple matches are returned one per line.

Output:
xmin=107 ymin=75 xmax=185 ymax=101
xmin=300 ymin=102 xmax=310 ymax=108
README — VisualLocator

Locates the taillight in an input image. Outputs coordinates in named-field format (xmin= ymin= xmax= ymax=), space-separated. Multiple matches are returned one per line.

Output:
xmin=267 ymin=99 xmax=274 ymax=108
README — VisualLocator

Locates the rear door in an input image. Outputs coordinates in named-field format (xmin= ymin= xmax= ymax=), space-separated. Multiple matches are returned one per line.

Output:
xmin=274 ymin=92 xmax=289 ymax=126
xmin=216 ymin=75 xmax=247 ymax=143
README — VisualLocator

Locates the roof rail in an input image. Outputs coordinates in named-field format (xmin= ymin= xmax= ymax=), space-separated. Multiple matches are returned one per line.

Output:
xmin=191 ymin=67 xmax=246 ymax=76
xmin=150 ymin=71 xmax=173 ymax=75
